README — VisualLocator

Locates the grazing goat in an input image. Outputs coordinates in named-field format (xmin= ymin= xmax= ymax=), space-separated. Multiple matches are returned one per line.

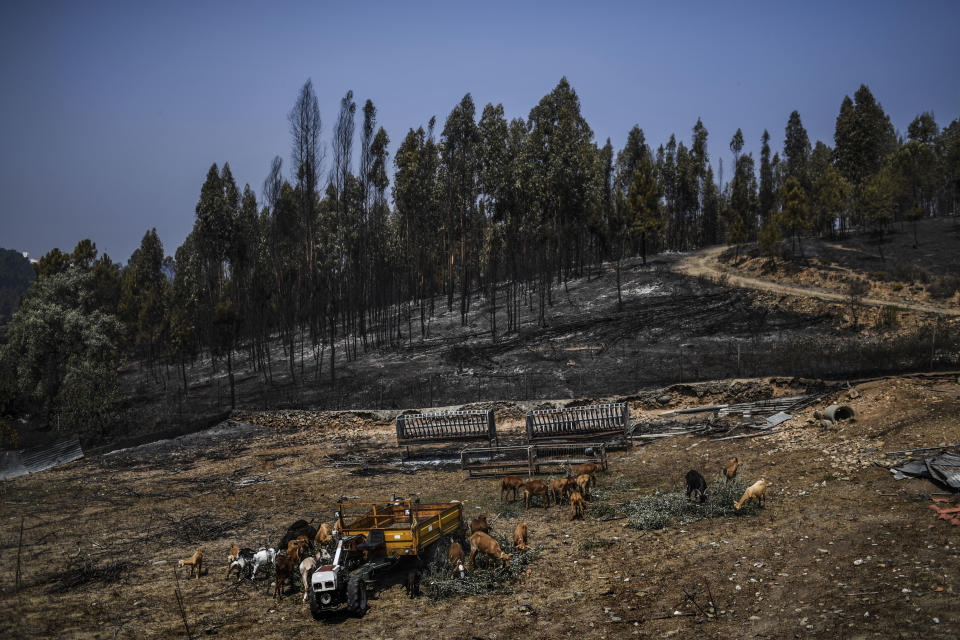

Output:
xmin=405 ymin=569 xmax=420 ymax=598
xmin=314 ymin=522 xmax=334 ymax=547
xmin=685 ymin=469 xmax=707 ymax=503
xmin=524 ymin=479 xmax=550 ymax=508
xmin=575 ymin=473 xmax=593 ymax=499
xmin=468 ymin=531 xmax=510 ymax=569
xmin=250 ymin=547 xmax=276 ymax=581
xmin=278 ymin=519 xmax=317 ymax=552
xmin=501 ymin=475 xmax=525 ymax=502
xmin=178 ymin=549 xmax=203 ymax=580
xmin=299 ymin=554 xmax=318 ymax=602
xmin=292 ymin=535 xmax=310 ymax=551
xmin=734 ymin=479 xmax=767 ymax=511
xmin=549 ymin=477 xmax=576 ymax=506
xmin=569 ymin=491 xmax=586 ymax=520
xmin=226 ymin=547 xmax=255 ymax=581
xmin=513 ymin=523 xmax=528 ymax=552
xmin=723 ymin=457 xmax=741 ymax=482
xmin=570 ymin=461 xmax=599 ymax=477
xmin=449 ymin=541 xmax=466 ymax=576
xmin=274 ymin=546 xmax=303 ymax=600
xmin=470 ymin=514 xmax=489 ymax=535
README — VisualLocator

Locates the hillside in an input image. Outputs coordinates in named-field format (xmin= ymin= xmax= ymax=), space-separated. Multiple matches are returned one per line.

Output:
xmin=101 ymin=219 xmax=960 ymax=452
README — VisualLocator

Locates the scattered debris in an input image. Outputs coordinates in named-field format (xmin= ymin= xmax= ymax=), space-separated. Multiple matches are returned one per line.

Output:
xmin=890 ymin=452 xmax=960 ymax=490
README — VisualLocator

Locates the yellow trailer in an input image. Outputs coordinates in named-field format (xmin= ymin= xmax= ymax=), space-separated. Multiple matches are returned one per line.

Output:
xmin=336 ymin=498 xmax=463 ymax=557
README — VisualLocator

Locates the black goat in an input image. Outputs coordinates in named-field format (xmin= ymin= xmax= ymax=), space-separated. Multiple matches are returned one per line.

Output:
xmin=685 ymin=469 xmax=707 ymax=503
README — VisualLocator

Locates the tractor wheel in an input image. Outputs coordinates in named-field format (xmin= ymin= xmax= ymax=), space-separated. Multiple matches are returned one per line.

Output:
xmin=308 ymin=584 xmax=324 ymax=621
xmin=347 ymin=574 xmax=368 ymax=616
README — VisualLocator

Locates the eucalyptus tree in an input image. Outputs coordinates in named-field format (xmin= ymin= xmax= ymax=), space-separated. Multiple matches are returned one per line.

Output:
xmin=119 ymin=228 xmax=168 ymax=373
xmin=440 ymin=93 xmax=480 ymax=325
xmin=779 ymin=176 xmax=812 ymax=257
xmin=394 ymin=125 xmax=439 ymax=339
xmin=784 ymin=111 xmax=812 ymax=193
xmin=527 ymin=78 xmax=596 ymax=303
xmin=834 ymin=85 xmax=897 ymax=225
xmin=478 ymin=102 xmax=510 ymax=340
xmin=758 ymin=130 xmax=775 ymax=224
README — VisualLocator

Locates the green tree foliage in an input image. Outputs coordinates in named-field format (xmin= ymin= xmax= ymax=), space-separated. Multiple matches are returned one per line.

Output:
xmin=628 ymin=152 xmax=662 ymax=266
xmin=758 ymin=130 xmax=775 ymax=224
xmin=779 ymin=176 xmax=812 ymax=257
xmin=907 ymin=112 xmax=938 ymax=144
xmin=812 ymin=164 xmax=850 ymax=239
xmin=0 ymin=248 xmax=34 ymax=321
xmin=1 ymin=267 xmax=121 ymax=436
xmin=119 ymin=229 xmax=168 ymax=368
xmin=833 ymin=85 xmax=898 ymax=224
xmin=784 ymin=110 xmax=811 ymax=191
xmin=861 ymin=164 xmax=898 ymax=236
xmin=758 ymin=216 xmax=782 ymax=257
xmin=726 ymin=148 xmax=757 ymax=251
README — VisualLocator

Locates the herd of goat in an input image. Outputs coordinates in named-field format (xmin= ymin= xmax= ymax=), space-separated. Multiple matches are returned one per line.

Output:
xmin=176 ymin=457 xmax=768 ymax=603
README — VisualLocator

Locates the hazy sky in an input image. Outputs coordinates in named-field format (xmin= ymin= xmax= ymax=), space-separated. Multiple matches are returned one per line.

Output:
xmin=1 ymin=0 xmax=958 ymax=263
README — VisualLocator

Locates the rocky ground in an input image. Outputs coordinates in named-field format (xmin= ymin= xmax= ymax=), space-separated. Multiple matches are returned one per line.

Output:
xmin=1 ymin=374 xmax=958 ymax=639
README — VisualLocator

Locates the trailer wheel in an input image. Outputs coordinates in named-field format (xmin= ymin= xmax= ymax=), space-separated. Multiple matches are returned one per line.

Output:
xmin=308 ymin=585 xmax=324 ymax=621
xmin=347 ymin=574 xmax=368 ymax=616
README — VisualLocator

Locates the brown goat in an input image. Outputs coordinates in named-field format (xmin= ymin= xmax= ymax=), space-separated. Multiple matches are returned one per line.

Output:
xmin=523 ymin=479 xmax=550 ymax=508
xmin=274 ymin=546 xmax=302 ymax=600
xmin=549 ymin=477 xmax=576 ymax=506
xmin=468 ymin=531 xmax=510 ymax=569
xmin=470 ymin=515 xmax=489 ymax=535
xmin=575 ymin=473 xmax=594 ymax=499
xmin=734 ymin=479 xmax=767 ymax=510
xmin=569 ymin=491 xmax=586 ymax=520
xmin=501 ymin=475 xmax=525 ymax=502
xmin=513 ymin=523 xmax=528 ymax=552
xmin=314 ymin=523 xmax=333 ymax=547
xmin=227 ymin=544 xmax=240 ymax=564
xmin=448 ymin=541 xmax=466 ymax=575
xmin=287 ymin=536 xmax=309 ymax=556
xmin=723 ymin=457 xmax=742 ymax=482
xmin=571 ymin=462 xmax=599 ymax=477
xmin=178 ymin=549 xmax=203 ymax=580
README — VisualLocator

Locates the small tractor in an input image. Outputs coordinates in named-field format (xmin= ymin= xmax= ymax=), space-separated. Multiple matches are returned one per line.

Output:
xmin=309 ymin=497 xmax=463 ymax=619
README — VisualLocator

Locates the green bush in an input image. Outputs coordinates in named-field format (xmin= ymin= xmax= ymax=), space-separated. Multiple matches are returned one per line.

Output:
xmin=422 ymin=531 xmax=540 ymax=600
xmin=621 ymin=479 xmax=759 ymax=531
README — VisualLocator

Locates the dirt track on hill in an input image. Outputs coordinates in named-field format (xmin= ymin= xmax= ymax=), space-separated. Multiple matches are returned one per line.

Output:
xmin=675 ymin=246 xmax=960 ymax=316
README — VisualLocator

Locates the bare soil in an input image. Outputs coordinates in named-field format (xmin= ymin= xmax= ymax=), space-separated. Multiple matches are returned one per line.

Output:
xmin=2 ymin=375 xmax=958 ymax=639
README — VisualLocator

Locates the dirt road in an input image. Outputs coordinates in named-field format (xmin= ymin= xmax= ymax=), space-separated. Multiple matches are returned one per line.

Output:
xmin=675 ymin=245 xmax=960 ymax=316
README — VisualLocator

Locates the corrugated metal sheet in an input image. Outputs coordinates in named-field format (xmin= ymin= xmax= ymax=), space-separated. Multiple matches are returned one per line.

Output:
xmin=0 ymin=435 xmax=83 ymax=480
xmin=891 ymin=451 xmax=960 ymax=490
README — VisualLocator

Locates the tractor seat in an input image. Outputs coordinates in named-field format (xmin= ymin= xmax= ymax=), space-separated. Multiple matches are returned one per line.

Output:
xmin=357 ymin=529 xmax=386 ymax=551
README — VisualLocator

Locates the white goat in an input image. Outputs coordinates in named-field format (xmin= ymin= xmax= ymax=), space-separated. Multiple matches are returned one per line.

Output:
xmin=250 ymin=547 xmax=276 ymax=581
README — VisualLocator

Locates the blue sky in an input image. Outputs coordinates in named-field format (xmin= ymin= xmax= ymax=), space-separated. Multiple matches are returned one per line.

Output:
xmin=1 ymin=0 xmax=958 ymax=263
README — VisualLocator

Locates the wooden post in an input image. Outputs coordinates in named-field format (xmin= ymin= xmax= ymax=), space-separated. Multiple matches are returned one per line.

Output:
xmin=15 ymin=516 xmax=23 ymax=592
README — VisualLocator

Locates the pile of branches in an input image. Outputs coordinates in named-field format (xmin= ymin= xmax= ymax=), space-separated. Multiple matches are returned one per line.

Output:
xmin=48 ymin=558 xmax=131 ymax=593
xmin=158 ymin=511 xmax=252 ymax=544
xmin=422 ymin=533 xmax=540 ymax=600
xmin=622 ymin=479 xmax=759 ymax=530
